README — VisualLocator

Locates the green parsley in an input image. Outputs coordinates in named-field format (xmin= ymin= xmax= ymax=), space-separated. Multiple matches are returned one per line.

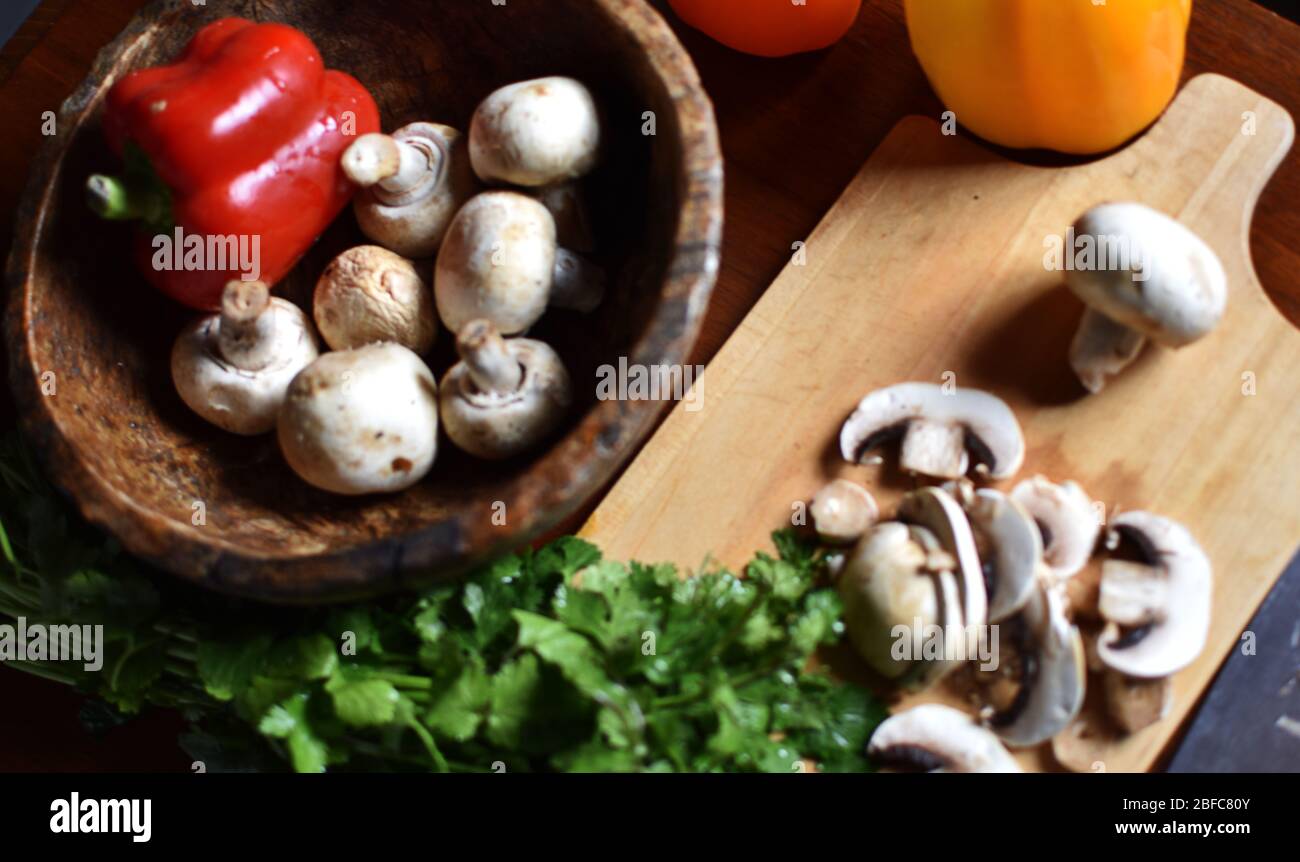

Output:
xmin=0 ymin=433 xmax=884 ymax=772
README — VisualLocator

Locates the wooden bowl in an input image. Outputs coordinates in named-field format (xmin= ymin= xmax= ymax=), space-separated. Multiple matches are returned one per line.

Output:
xmin=4 ymin=0 xmax=723 ymax=603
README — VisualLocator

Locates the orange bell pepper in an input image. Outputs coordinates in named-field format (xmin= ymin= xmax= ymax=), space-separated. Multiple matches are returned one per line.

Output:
xmin=904 ymin=0 xmax=1193 ymax=155
xmin=668 ymin=0 xmax=862 ymax=58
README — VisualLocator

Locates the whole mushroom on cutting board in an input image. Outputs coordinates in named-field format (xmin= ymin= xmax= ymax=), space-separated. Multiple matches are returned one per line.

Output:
xmin=171 ymin=280 xmax=319 ymax=435
xmin=1064 ymin=202 xmax=1227 ymax=393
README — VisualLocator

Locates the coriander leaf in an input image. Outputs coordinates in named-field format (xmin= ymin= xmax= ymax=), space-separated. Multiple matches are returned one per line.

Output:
xmin=266 ymin=634 xmax=338 ymax=682
xmin=325 ymin=676 xmax=401 ymax=727
xmin=552 ymin=738 xmax=640 ymax=773
xmin=485 ymin=653 xmax=543 ymax=749
xmin=424 ymin=659 xmax=490 ymax=742
xmin=197 ymin=634 xmax=272 ymax=701
xmin=258 ymin=693 xmax=328 ymax=773
xmin=512 ymin=610 xmax=611 ymax=698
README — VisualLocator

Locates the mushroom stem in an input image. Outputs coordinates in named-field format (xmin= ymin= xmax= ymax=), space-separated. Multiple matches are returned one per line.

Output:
xmin=1069 ymin=308 xmax=1147 ymax=394
xmin=342 ymin=133 xmax=436 ymax=195
xmin=900 ymin=419 xmax=968 ymax=479
xmin=550 ymin=248 xmax=605 ymax=313
xmin=457 ymin=320 xmax=523 ymax=394
xmin=218 ymin=280 xmax=277 ymax=372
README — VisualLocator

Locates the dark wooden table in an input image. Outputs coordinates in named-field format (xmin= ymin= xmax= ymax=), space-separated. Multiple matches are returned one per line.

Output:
xmin=1 ymin=0 xmax=1297 ymax=772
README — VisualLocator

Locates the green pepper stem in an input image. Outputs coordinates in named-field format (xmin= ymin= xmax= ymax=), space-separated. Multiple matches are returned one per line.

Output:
xmin=86 ymin=173 xmax=158 ymax=222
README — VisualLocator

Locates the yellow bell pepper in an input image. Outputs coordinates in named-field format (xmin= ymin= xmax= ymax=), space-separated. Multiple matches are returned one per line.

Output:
xmin=904 ymin=0 xmax=1193 ymax=155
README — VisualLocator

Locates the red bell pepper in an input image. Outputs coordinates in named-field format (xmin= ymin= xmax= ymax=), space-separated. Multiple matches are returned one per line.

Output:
xmin=87 ymin=18 xmax=381 ymax=310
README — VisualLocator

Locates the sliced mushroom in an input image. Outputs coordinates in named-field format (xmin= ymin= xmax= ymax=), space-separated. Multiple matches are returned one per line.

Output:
xmin=810 ymin=479 xmax=879 ymax=545
xmin=1009 ymin=476 xmax=1101 ymax=583
xmin=956 ymin=486 xmax=1042 ymax=623
xmin=439 ymin=320 xmax=572 ymax=460
xmin=1096 ymin=512 xmax=1211 ymax=679
xmin=341 ymin=123 xmax=478 ymax=259
xmin=434 ymin=191 xmax=605 ymax=335
xmin=989 ymin=584 xmax=1087 ymax=748
xmin=840 ymin=383 xmax=1024 ymax=480
xmin=313 ymin=246 xmax=436 ymax=353
xmin=1104 ymin=670 xmax=1173 ymax=734
xmin=469 ymin=77 xmax=601 ymax=187
xmin=1065 ymin=203 xmax=1227 ymax=393
xmin=837 ymin=522 xmax=945 ymax=681
xmin=898 ymin=487 xmax=988 ymax=630
xmin=869 ymin=704 xmax=1022 ymax=773
xmin=171 ymin=280 xmax=319 ymax=435
xmin=277 ymin=343 xmax=438 ymax=495
xmin=1098 ymin=559 xmax=1167 ymax=627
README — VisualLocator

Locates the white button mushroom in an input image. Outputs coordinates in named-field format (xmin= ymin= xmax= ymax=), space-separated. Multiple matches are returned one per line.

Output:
xmin=277 ymin=343 xmax=438 ymax=495
xmin=171 ymin=280 xmax=319 ymax=436
xmin=434 ymin=192 xmax=605 ymax=334
xmin=469 ymin=77 xmax=601 ymax=188
xmin=341 ymin=123 xmax=478 ymax=259
xmin=439 ymin=319 xmax=573 ymax=460
xmin=313 ymin=245 xmax=437 ymax=354
xmin=529 ymin=182 xmax=596 ymax=253
xmin=840 ymin=382 xmax=1025 ymax=481
xmin=1065 ymin=202 xmax=1227 ymax=393
xmin=810 ymin=479 xmax=879 ymax=545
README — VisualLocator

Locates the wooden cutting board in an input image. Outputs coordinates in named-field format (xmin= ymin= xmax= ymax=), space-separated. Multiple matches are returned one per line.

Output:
xmin=582 ymin=73 xmax=1297 ymax=772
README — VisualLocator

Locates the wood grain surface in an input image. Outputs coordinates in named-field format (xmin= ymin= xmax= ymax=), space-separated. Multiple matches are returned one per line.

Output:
xmin=583 ymin=73 xmax=1296 ymax=772
xmin=1 ymin=0 xmax=1297 ymax=770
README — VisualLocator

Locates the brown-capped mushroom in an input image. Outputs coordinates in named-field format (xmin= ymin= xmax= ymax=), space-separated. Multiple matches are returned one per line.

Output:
xmin=341 ymin=123 xmax=478 ymax=259
xmin=469 ymin=77 xmax=601 ymax=187
xmin=434 ymin=192 xmax=605 ymax=334
xmin=439 ymin=320 xmax=572 ymax=459
xmin=171 ymin=280 xmax=319 ymax=436
xmin=277 ymin=343 xmax=438 ymax=495
xmin=314 ymin=246 xmax=436 ymax=353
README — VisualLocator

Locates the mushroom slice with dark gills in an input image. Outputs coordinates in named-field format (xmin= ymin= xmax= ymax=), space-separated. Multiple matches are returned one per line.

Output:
xmin=945 ymin=482 xmax=1042 ymax=623
xmin=1096 ymin=511 xmax=1211 ymax=679
xmin=1009 ymin=476 xmax=1101 ymax=585
xmin=869 ymin=704 xmax=1021 ymax=773
xmin=988 ymin=583 xmax=1086 ymax=748
xmin=840 ymin=383 xmax=1025 ymax=480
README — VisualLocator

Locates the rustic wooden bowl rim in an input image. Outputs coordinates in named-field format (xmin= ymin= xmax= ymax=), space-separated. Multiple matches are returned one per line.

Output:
xmin=4 ymin=0 xmax=724 ymax=603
